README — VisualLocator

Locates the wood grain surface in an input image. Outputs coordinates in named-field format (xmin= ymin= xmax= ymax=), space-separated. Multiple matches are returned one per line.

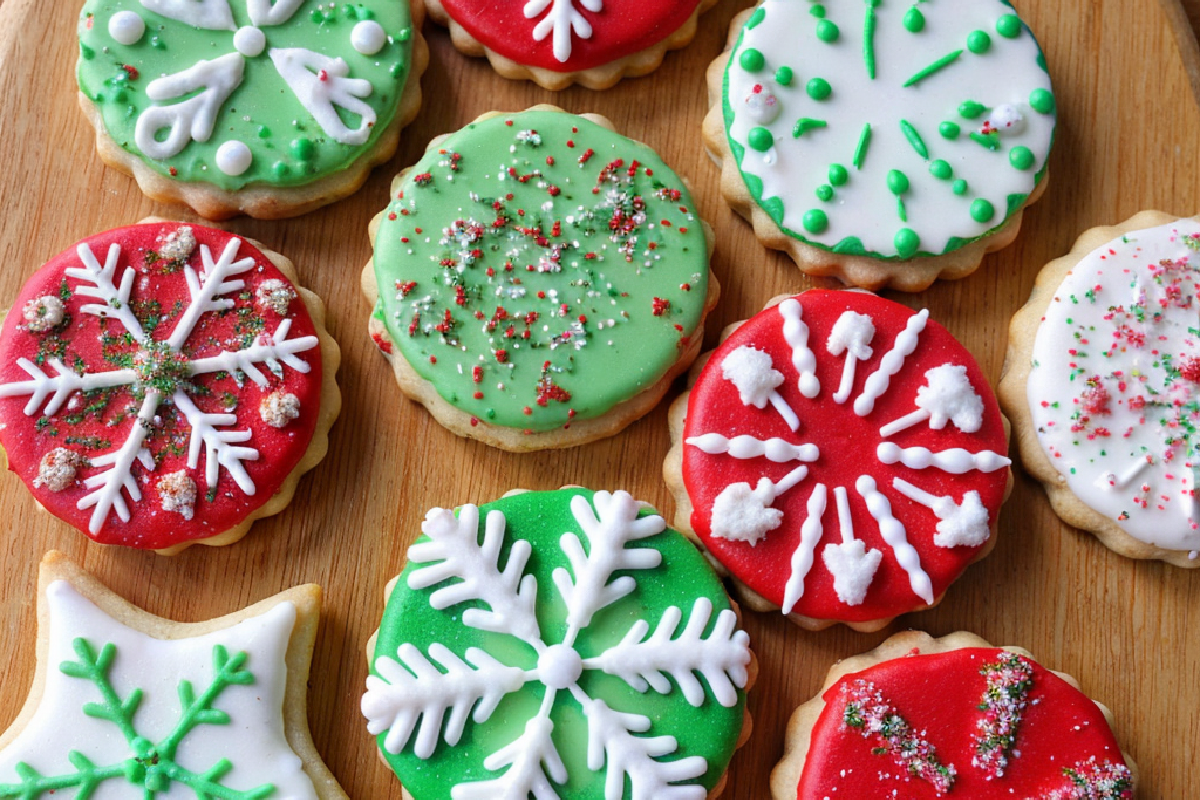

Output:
xmin=0 ymin=1 xmax=1196 ymax=797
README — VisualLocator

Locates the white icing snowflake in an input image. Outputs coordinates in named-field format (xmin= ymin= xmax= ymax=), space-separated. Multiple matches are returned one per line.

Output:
xmin=0 ymin=237 xmax=318 ymax=533
xmin=523 ymin=0 xmax=603 ymax=62
xmin=361 ymin=491 xmax=752 ymax=799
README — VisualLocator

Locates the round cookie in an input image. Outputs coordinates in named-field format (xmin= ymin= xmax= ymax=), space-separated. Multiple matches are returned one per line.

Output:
xmin=360 ymin=487 xmax=755 ymax=800
xmin=77 ymin=0 xmax=429 ymax=220
xmin=770 ymin=631 xmax=1136 ymax=800
xmin=363 ymin=106 xmax=719 ymax=452
xmin=0 ymin=221 xmax=341 ymax=554
xmin=664 ymin=291 xmax=1011 ymax=631
xmin=702 ymin=0 xmax=1056 ymax=291
xmin=425 ymin=0 xmax=717 ymax=91
xmin=1000 ymin=211 xmax=1200 ymax=567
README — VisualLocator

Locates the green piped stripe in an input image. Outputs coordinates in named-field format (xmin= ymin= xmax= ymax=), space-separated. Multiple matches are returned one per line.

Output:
xmin=853 ymin=123 xmax=873 ymax=170
xmin=899 ymin=120 xmax=929 ymax=160
xmin=793 ymin=118 xmax=828 ymax=137
xmin=863 ymin=1 xmax=878 ymax=79
xmin=904 ymin=50 xmax=964 ymax=87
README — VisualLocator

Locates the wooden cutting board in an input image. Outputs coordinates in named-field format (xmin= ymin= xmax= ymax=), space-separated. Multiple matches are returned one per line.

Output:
xmin=0 ymin=0 xmax=1197 ymax=796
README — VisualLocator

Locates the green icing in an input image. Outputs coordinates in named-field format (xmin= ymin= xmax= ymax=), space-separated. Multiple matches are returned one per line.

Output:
xmin=372 ymin=111 xmax=709 ymax=432
xmin=370 ymin=489 xmax=747 ymax=800
xmin=76 ymin=0 xmax=413 ymax=191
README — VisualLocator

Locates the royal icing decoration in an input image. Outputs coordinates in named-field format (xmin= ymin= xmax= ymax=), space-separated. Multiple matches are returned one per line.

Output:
xmin=723 ymin=0 xmax=1056 ymax=259
xmin=0 ymin=224 xmax=323 ymax=550
xmin=1029 ymin=221 xmax=1200 ymax=554
xmin=362 ymin=488 xmax=751 ymax=799
xmin=78 ymin=0 xmax=414 ymax=190
xmin=371 ymin=110 xmax=709 ymax=434
xmin=0 ymin=579 xmax=318 ymax=798
xmin=681 ymin=291 xmax=1009 ymax=623
xmin=798 ymin=647 xmax=1133 ymax=798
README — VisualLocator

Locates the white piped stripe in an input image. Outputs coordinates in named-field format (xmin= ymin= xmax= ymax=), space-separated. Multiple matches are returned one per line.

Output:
xmin=686 ymin=433 xmax=818 ymax=463
xmin=877 ymin=442 xmax=1010 ymax=474
xmin=779 ymin=299 xmax=821 ymax=399
xmin=854 ymin=309 xmax=929 ymax=416
xmin=856 ymin=475 xmax=934 ymax=605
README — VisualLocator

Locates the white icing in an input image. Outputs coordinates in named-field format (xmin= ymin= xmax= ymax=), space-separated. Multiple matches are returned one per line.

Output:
xmin=523 ymin=0 xmax=603 ymax=63
xmin=215 ymin=139 xmax=253 ymax=175
xmin=721 ymin=344 xmax=800 ymax=431
xmin=140 ymin=0 xmax=236 ymax=31
xmin=827 ymin=311 xmax=875 ymax=404
xmin=856 ymin=475 xmax=934 ymax=604
xmin=782 ymin=483 xmax=827 ymax=614
xmin=984 ymin=103 xmax=1026 ymax=136
xmin=108 ymin=10 xmax=146 ymax=45
xmin=22 ymin=295 xmax=65 ymax=332
xmin=260 ymin=390 xmax=301 ymax=428
xmin=880 ymin=363 xmax=984 ymax=436
xmin=821 ymin=485 xmax=883 ymax=606
xmin=710 ymin=465 xmax=808 ymax=545
xmin=451 ymin=715 xmax=568 ymax=799
xmin=269 ymin=48 xmax=376 ymax=146
xmin=34 ymin=448 xmax=85 ymax=492
xmin=0 ymin=580 xmax=317 ymax=798
xmin=742 ymin=84 xmax=781 ymax=125
xmin=854 ymin=309 xmax=928 ymax=416
xmin=725 ymin=0 xmax=1055 ymax=257
xmin=157 ymin=469 xmax=197 ymax=519
xmin=878 ymin=442 xmax=1011 ymax=474
xmin=893 ymin=478 xmax=991 ymax=548
xmin=233 ymin=25 xmax=266 ymax=57
xmin=685 ymin=433 xmax=819 ymax=463
xmin=1028 ymin=220 xmax=1200 ymax=550
xmin=136 ymin=53 xmax=246 ymax=160
xmin=352 ymin=20 xmax=388 ymax=55
xmin=246 ymin=0 xmax=305 ymax=26
xmin=778 ymin=299 xmax=820 ymax=398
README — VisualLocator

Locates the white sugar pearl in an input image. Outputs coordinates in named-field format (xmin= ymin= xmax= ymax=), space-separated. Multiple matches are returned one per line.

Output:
xmin=216 ymin=140 xmax=253 ymax=176
xmin=352 ymin=20 xmax=387 ymax=55
xmin=108 ymin=11 xmax=145 ymax=46
xmin=233 ymin=26 xmax=267 ymax=57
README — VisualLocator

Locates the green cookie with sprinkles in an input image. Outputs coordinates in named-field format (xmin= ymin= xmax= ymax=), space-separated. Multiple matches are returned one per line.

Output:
xmin=703 ymin=0 xmax=1057 ymax=291
xmin=363 ymin=106 xmax=719 ymax=452
xmin=76 ymin=0 xmax=428 ymax=220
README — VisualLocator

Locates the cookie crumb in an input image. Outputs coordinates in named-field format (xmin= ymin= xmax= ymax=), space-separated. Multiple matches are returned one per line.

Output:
xmin=33 ymin=448 xmax=86 ymax=491
xmin=158 ymin=470 xmax=197 ymax=520
xmin=256 ymin=279 xmax=297 ymax=315
xmin=260 ymin=390 xmax=301 ymax=428
xmin=22 ymin=296 xmax=65 ymax=332
xmin=159 ymin=226 xmax=197 ymax=262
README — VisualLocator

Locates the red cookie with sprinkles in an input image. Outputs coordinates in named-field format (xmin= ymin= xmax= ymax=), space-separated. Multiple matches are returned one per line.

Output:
xmin=425 ymin=0 xmax=718 ymax=90
xmin=770 ymin=630 xmax=1137 ymax=800
xmin=665 ymin=291 xmax=1011 ymax=631
xmin=0 ymin=221 xmax=340 ymax=554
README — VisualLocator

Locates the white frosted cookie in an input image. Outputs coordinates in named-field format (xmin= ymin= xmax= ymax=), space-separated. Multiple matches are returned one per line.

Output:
xmin=1000 ymin=211 xmax=1200 ymax=566
xmin=703 ymin=0 xmax=1056 ymax=291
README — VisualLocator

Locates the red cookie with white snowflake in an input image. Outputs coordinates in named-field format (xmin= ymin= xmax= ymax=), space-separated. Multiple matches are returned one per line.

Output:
xmin=426 ymin=0 xmax=717 ymax=90
xmin=665 ymin=290 xmax=1011 ymax=631
xmin=0 ymin=222 xmax=340 ymax=554
xmin=770 ymin=630 xmax=1137 ymax=800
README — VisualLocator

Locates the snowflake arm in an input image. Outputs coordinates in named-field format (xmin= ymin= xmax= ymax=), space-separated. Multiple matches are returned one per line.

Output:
xmin=187 ymin=318 xmax=319 ymax=386
xmin=268 ymin=49 xmax=376 ymax=146
xmin=64 ymin=243 xmax=147 ymax=343
xmin=0 ymin=754 xmax=125 ymax=799
xmin=450 ymin=714 xmax=567 ymax=800
xmin=584 ymin=597 xmax=750 ymax=708
xmin=59 ymin=638 xmax=141 ymax=742
xmin=173 ymin=391 xmax=258 ymax=495
xmin=406 ymin=505 xmax=543 ymax=647
xmin=158 ymin=644 xmax=255 ymax=760
xmin=552 ymin=491 xmax=665 ymax=637
xmin=135 ymin=53 xmax=246 ymax=160
xmin=76 ymin=392 xmax=158 ymax=533
xmin=523 ymin=0 xmax=603 ymax=63
xmin=364 ymin=643 xmax=530 ymax=759
xmin=246 ymin=0 xmax=305 ymax=26
xmin=139 ymin=0 xmax=237 ymax=30
xmin=168 ymin=238 xmax=257 ymax=350
xmin=0 ymin=358 xmax=136 ymax=417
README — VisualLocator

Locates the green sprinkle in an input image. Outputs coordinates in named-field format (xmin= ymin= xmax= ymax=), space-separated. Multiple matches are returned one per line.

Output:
xmin=940 ymin=121 xmax=961 ymax=139
xmin=897 ymin=196 xmax=908 ymax=222
xmin=970 ymin=131 xmax=1001 ymax=150
xmin=903 ymin=7 xmax=925 ymax=33
xmin=272 ymin=160 xmax=289 ymax=179
xmin=397 ymin=27 xmax=411 ymax=42
xmin=806 ymin=78 xmax=832 ymax=100
xmin=748 ymin=126 xmax=774 ymax=152
xmin=996 ymin=13 xmax=1022 ymax=38
xmin=775 ymin=66 xmax=794 ymax=86
xmin=967 ymin=30 xmax=991 ymax=54
xmin=930 ymin=160 xmax=953 ymax=180
xmin=971 ymin=198 xmax=996 ymax=222
xmin=904 ymin=50 xmax=964 ymax=88
xmin=803 ymin=209 xmax=829 ymax=233
xmin=829 ymin=163 xmax=849 ymax=186
xmin=291 ymin=138 xmax=315 ymax=160
xmin=793 ymin=118 xmax=828 ymax=137
xmin=740 ymin=48 xmax=766 ymax=72
xmin=1009 ymin=146 xmax=1036 ymax=170
xmin=887 ymin=169 xmax=910 ymax=195
xmin=895 ymin=228 xmax=920 ymax=258
xmin=817 ymin=19 xmax=840 ymax=42
xmin=810 ymin=4 xmax=826 ymax=18
xmin=1030 ymin=88 xmax=1056 ymax=114
xmin=80 ymin=42 xmax=95 ymax=60
xmin=863 ymin=0 xmax=878 ymax=79
xmin=747 ymin=6 xmax=766 ymax=28
xmin=257 ymin=125 xmax=271 ymax=139
xmin=816 ymin=184 xmax=835 ymax=201
xmin=853 ymin=123 xmax=872 ymax=169
xmin=959 ymin=100 xmax=989 ymax=119
xmin=899 ymin=120 xmax=929 ymax=159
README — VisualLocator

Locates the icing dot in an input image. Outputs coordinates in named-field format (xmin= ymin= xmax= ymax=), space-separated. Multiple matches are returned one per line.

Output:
xmin=816 ymin=20 xmax=839 ymax=42
xmin=1010 ymin=146 xmax=1036 ymax=170
xmin=971 ymin=198 xmax=996 ymax=223
xmin=959 ymin=100 xmax=988 ymax=119
xmin=967 ymin=30 xmax=992 ymax=54
xmin=887 ymin=169 xmax=909 ymax=195
xmin=829 ymin=163 xmax=849 ymax=186
xmin=352 ymin=20 xmax=388 ymax=55
xmin=272 ymin=160 xmax=290 ymax=178
xmin=748 ymin=126 xmax=774 ymax=152
xmin=108 ymin=11 xmax=145 ymax=46
xmin=996 ymin=13 xmax=1023 ymax=38
xmin=953 ymin=179 xmax=969 ymax=196
xmin=895 ymin=228 xmax=920 ymax=258
xmin=816 ymin=184 xmax=834 ymax=202
xmin=903 ymin=7 xmax=925 ymax=33
xmin=810 ymin=4 xmax=826 ymax=18
xmin=803 ymin=209 xmax=829 ymax=233
xmin=930 ymin=160 xmax=953 ymax=180
xmin=537 ymin=644 xmax=583 ymax=690
xmin=740 ymin=48 xmax=766 ymax=72
xmin=1030 ymin=88 xmax=1056 ymax=114
xmin=747 ymin=7 xmax=766 ymax=28
xmin=775 ymin=66 xmax=794 ymax=86
xmin=939 ymin=121 xmax=961 ymax=139
xmin=743 ymin=88 xmax=781 ymax=124
xmin=291 ymin=138 xmax=316 ymax=160
xmin=806 ymin=77 xmax=832 ymax=101
xmin=215 ymin=141 xmax=252 ymax=176
xmin=233 ymin=26 xmax=266 ymax=57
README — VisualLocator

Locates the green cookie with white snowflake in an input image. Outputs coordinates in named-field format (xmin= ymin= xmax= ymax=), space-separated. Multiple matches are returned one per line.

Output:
xmin=76 ymin=0 xmax=428 ymax=220
xmin=703 ymin=0 xmax=1056 ymax=291
xmin=361 ymin=488 xmax=755 ymax=799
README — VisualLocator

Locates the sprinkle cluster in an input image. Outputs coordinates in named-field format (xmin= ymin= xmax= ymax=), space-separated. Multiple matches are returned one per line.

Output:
xmin=971 ymin=653 xmax=1034 ymax=779
xmin=841 ymin=678 xmax=956 ymax=793
xmin=1045 ymin=760 xmax=1135 ymax=799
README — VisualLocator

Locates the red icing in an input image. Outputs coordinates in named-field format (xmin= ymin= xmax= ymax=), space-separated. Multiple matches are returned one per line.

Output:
xmin=682 ymin=291 xmax=1008 ymax=622
xmin=798 ymin=648 xmax=1129 ymax=798
xmin=0 ymin=224 xmax=322 ymax=549
xmin=438 ymin=0 xmax=703 ymax=72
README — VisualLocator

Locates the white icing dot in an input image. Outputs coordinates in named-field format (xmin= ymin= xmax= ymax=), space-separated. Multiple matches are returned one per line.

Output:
xmin=351 ymin=20 xmax=387 ymax=55
xmin=233 ymin=26 xmax=267 ymax=57
xmin=215 ymin=140 xmax=253 ymax=176
xmin=108 ymin=11 xmax=145 ymax=46
xmin=536 ymin=644 xmax=583 ymax=690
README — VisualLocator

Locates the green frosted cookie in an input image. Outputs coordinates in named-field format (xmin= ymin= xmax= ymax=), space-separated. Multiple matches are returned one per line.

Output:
xmin=361 ymin=488 xmax=752 ymax=800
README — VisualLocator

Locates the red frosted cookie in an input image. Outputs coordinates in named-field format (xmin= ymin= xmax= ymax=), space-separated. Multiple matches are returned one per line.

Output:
xmin=0 ymin=222 xmax=340 ymax=553
xmin=770 ymin=631 xmax=1137 ymax=799
xmin=426 ymin=0 xmax=716 ymax=90
xmin=665 ymin=291 xmax=1011 ymax=631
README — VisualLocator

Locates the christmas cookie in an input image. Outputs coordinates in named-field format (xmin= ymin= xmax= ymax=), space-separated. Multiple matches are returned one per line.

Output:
xmin=0 ymin=551 xmax=346 ymax=799
xmin=76 ymin=0 xmax=428 ymax=219
xmin=770 ymin=630 xmax=1137 ymax=799
xmin=0 ymin=221 xmax=341 ymax=554
xmin=361 ymin=487 xmax=755 ymax=799
xmin=1000 ymin=211 xmax=1200 ymax=567
xmin=664 ymin=291 xmax=1012 ymax=631
xmin=425 ymin=0 xmax=717 ymax=91
xmin=363 ymin=107 xmax=718 ymax=452
xmin=703 ymin=0 xmax=1056 ymax=291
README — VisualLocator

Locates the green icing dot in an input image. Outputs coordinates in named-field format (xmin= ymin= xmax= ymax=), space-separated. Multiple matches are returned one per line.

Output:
xmin=272 ymin=161 xmax=289 ymax=179
xmin=816 ymin=20 xmax=839 ymax=42
xmin=747 ymin=6 xmax=766 ymax=28
xmin=775 ymin=66 xmax=794 ymax=86
xmin=748 ymin=126 xmax=774 ymax=152
xmin=816 ymin=184 xmax=834 ymax=202
xmin=1030 ymin=88 xmax=1056 ymax=114
xmin=971 ymin=198 xmax=996 ymax=222
xmin=930 ymin=160 xmax=953 ymax=180
xmin=290 ymin=138 xmax=315 ymax=160
xmin=996 ymin=13 xmax=1022 ymax=38
xmin=80 ymin=42 xmax=95 ymax=60
xmin=903 ymin=7 xmax=925 ymax=33
xmin=967 ymin=30 xmax=991 ymax=54
xmin=740 ymin=48 xmax=766 ymax=72
xmin=804 ymin=209 xmax=829 ymax=233
xmin=810 ymin=4 xmax=826 ymax=18
xmin=887 ymin=169 xmax=910 ymax=195
xmin=940 ymin=121 xmax=961 ymax=139
xmin=806 ymin=78 xmax=832 ymax=101
xmin=1010 ymin=146 xmax=1036 ymax=170
xmin=895 ymin=229 xmax=920 ymax=258
xmin=953 ymin=179 xmax=969 ymax=196
xmin=829 ymin=163 xmax=849 ymax=186
xmin=959 ymin=101 xmax=988 ymax=119
xmin=257 ymin=125 xmax=271 ymax=139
